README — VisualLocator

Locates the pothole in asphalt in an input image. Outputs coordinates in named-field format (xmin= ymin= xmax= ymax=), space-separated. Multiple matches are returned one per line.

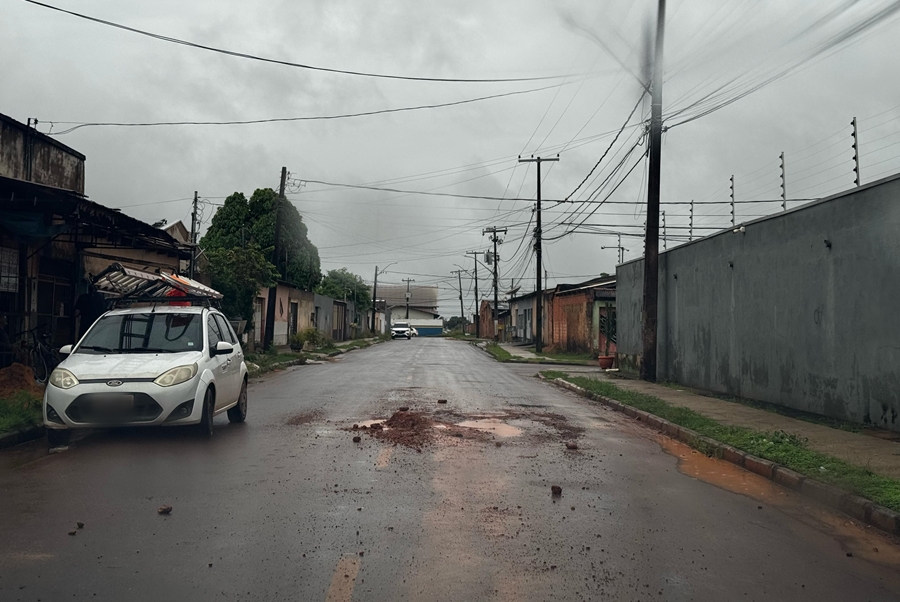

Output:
xmin=456 ymin=418 xmax=522 ymax=437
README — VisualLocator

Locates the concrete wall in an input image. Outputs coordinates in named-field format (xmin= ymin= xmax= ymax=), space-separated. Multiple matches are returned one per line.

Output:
xmin=616 ymin=175 xmax=900 ymax=431
xmin=0 ymin=115 xmax=85 ymax=193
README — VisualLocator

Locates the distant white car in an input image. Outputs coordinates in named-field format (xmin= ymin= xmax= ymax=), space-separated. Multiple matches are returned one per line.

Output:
xmin=410 ymin=327 xmax=419 ymax=337
xmin=43 ymin=305 xmax=248 ymax=446
xmin=391 ymin=322 xmax=412 ymax=339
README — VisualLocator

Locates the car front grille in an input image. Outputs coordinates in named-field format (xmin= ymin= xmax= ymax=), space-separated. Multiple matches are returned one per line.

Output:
xmin=65 ymin=393 xmax=163 ymax=424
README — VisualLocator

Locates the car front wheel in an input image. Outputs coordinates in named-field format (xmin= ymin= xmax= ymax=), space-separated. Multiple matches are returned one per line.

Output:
xmin=198 ymin=388 xmax=214 ymax=438
xmin=228 ymin=381 xmax=248 ymax=423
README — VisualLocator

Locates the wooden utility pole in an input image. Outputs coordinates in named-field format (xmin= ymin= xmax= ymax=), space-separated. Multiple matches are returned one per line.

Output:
xmin=465 ymin=251 xmax=481 ymax=336
xmin=640 ymin=0 xmax=666 ymax=382
xmin=482 ymin=227 xmax=507 ymax=341
xmin=518 ymin=155 xmax=558 ymax=353
xmin=263 ymin=167 xmax=287 ymax=350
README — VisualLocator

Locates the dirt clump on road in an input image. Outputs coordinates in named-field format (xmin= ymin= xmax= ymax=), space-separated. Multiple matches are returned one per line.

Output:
xmin=370 ymin=410 xmax=434 ymax=449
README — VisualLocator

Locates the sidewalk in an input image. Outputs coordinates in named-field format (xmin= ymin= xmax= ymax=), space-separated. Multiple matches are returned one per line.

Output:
xmin=498 ymin=344 xmax=544 ymax=360
xmin=593 ymin=373 xmax=900 ymax=481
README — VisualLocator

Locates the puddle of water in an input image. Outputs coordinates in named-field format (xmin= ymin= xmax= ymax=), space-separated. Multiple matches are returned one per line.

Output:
xmin=657 ymin=435 xmax=900 ymax=569
xmin=457 ymin=419 xmax=522 ymax=438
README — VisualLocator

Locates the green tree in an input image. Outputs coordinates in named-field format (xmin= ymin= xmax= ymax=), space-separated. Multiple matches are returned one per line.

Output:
xmin=245 ymin=188 xmax=322 ymax=290
xmin=445 ymin=316 xmax=467 ymax=330
xmin=205 ymin=243 xmax=279 ymax=321
xmin=315 ymin=268 xmax=371 ymax=314
xmin=199 ymin=189 xmax=323 ymax=320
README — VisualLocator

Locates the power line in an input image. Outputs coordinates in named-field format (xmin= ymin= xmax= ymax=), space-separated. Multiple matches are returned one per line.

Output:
xmin=43 ymin=83 xmax=573 ymax=136
xmin=23 ymin=0 xmax=571 ymax=83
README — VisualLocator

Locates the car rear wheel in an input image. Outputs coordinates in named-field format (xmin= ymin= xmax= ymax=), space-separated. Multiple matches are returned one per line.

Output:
xmin=228 ymin=381 xmax=248 ymax=423
xmin=198 ymin=388 xmax=214 ymax=438
xmin=47 ymin=428 xmax=70 ymax=447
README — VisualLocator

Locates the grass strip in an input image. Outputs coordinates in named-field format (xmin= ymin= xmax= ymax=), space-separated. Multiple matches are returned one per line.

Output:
xmin=0 ymin=391 xmax=43 ymax=434
xmin=485 ymin=343 xmax=512 ymax=361
xmin=542 ymin=371 xmax=900 ymax=513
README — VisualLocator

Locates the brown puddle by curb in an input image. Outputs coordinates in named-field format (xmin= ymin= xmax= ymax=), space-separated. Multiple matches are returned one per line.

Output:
xmin=657 ymin=435 xmax=900 ymax=569
xmin=457 ymin=419 xmax=522 ymax=438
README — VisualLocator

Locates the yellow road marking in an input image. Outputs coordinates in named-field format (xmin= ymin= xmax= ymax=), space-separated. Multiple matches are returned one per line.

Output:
xmin=324 ymin=555 xmax=360 ymax=602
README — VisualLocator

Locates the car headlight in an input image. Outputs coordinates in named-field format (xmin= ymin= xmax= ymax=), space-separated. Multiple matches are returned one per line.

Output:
xmin=154 ymin=363 xmax=198 ymax=387
xmin=49 ymin=368 xmax=79 ymax=389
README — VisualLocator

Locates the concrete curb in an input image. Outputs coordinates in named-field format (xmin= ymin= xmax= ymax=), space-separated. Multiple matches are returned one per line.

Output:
xmin=0 ymin=425 xmax=46 ymax=450
xmin=543 ymin=375 xmax=900 ymax=537
xmin=248 ymin=357 xmax=308 ymax=379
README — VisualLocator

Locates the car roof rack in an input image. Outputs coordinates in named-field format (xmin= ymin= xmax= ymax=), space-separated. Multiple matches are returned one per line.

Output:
xmin=93 ymin=263 xmax=223 ymax=309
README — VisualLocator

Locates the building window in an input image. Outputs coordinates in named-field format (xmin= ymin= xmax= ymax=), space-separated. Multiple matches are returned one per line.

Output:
xmin=0 ymin=247 xmax=18 ymax=293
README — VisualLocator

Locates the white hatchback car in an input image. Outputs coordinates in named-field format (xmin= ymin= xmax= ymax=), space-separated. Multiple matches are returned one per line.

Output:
xmin=44 ymin=305 xmax=248 ymax=446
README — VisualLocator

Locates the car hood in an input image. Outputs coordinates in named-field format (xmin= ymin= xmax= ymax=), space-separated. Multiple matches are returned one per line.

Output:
xmin=60 ymin=351 xmax=204 ymax=380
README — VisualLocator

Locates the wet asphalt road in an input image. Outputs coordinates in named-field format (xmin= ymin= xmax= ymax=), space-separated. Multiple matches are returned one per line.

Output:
xmin=2 ymin=338 xmax=900 ymax=601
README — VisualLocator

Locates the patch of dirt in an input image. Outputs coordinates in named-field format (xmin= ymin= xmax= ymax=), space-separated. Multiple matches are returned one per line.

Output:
xmin=531 ymin=412 xmax=585 ymax=440
xmin=285 ymin=409 xmax=323 ymax=426
xmin=370 ymin=410 xmax=435 ymax=449
xmin=0 ymin=363 xmax=44 ymax=399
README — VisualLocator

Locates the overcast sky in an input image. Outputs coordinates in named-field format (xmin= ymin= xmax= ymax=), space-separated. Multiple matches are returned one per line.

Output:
xmin=3 ymin=0 xmax=900 ymax=317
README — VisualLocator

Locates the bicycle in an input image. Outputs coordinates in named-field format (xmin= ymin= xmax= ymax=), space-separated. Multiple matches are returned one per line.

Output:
xmin=17 ymin=327 xmax=60 ymax=384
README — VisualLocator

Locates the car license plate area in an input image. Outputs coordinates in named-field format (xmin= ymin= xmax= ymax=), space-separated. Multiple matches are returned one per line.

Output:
xmin=91 ymin=394 xmax=135 ymax=420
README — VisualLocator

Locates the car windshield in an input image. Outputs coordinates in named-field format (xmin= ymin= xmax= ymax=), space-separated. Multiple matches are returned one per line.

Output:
xmin=76 ymin=312 xmax=203 ymax=354
xmin=394 ymin=323 xmax=409 ymax=328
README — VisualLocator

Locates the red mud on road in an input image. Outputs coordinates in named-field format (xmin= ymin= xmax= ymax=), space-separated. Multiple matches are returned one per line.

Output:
xmin=656 ymin=435 xmax=900 ymax=570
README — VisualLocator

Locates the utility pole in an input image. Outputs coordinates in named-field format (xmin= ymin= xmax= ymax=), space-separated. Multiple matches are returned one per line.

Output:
xmin=189 ymin=190 xmax=198 ymax=278
xmin=640 ymin=0 xmax=666 ymax=383
xmin=371 ymin=266 xmax=378 ymax=333
xmin=465 ymin=251 xmax=481 ymax=337
xmin=518 ymin=155 xmax=558 ymax=353
xmin=729 ymin=175 xmax=735 ymax=227
xmin=263 ymin=167 xmax=287 ymax=350
xmin=482 ymin=227 xmax=507 ymax=341
xmin=689 ymin=200 xmax=694 ymax=241
xmin=601 ymin=233 xmax=625 ymax=265
xmin=452 ymin=270 xmax=465 ymax=328
xmin=403 ymin=278 xmax=415 ymax=319
xmin=851 ymin=116 xmax=861 ymax=186
xmin=661 ymin=211 xmax=667 ymax=251
xmin=779 ymin=152 xmax=787 ymax=211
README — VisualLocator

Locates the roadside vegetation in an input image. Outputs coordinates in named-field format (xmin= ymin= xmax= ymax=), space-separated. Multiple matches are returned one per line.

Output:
xmin=484 ymin=343 xmax=512 ymax=361
xmin=0 ymin=391 xmax=42 ymax=434
xmin=529 ymin=348 xmax=596 ymax=364
xmin=542 ymin=370 xmax=900 ymax=512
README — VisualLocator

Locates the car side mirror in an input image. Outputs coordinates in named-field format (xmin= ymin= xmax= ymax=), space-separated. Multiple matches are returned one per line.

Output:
xmin=213 ymin=341 xmax=234 ymax=356
xmin=59 ymin=344 xmax=73 ymax=356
